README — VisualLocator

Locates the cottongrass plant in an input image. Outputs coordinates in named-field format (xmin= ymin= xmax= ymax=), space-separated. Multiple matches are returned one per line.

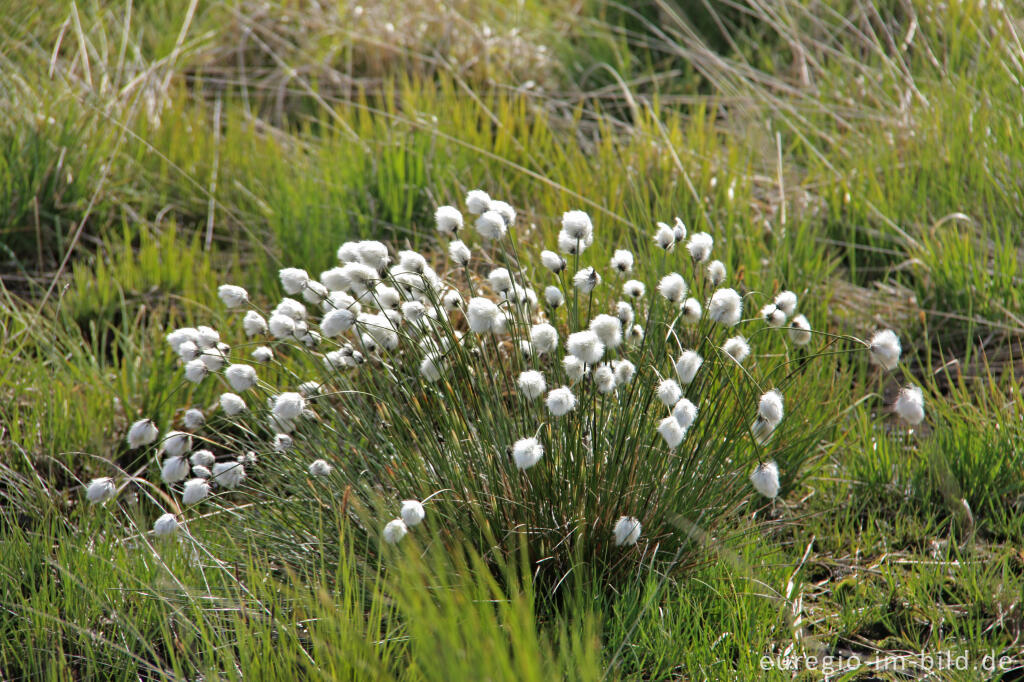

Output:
xmin=96 ymin=191 xmax=926 ymax=592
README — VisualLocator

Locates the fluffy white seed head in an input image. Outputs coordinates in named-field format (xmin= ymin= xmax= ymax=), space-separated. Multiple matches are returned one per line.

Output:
xmin=546 ymin=386 xmax=577 ymax=417
xmin=320 ymin=267 xmax=350 ymax=291
xmin=613 ymin=516 xmax=642 ymax=546
xmin=562 ymin=210 xmax=593 ymax=241
xmin=177 ymin=340 xmax=200 ymax=361
xmin=272 ymin=433 xmax=293 ymax=452
xmin=211 ymin=461 xmax=245 ymax=489
xmin=613 ymin=359 xmax=636 ymax=385
xmin=775 ymin=290 xmax=798 ymax=316
xmin=442 ymin=288 xmax=463 ymax=312
xmin=572 ymin=267 xmax=601 ymax=293
xmin=161 ymin=456 xmax=190 ymax=484
xmin=674 ymin=351 xmax=703 ymax=385
xmin=610 ymin=249 xmax=634 ymax=274
xmin=622 ymin=280 xmax=645 ymax=299
xmin=475 ymin=210 xmax=507 ymax=240
xmin=788 ymin=315 xmax=812 ymax=345
xmin=195 ymin=326 xmax=220 ymax=349
xmin=190 ymin=450 xmax=216 ymax=468
xmin=301 ymin=280 xmax=328 ymax=305
xmin=419 ymin=354 xmax=443 ymax=382
xmin=681 ymin=298 xmax=702 ymax=324
xmin=594 ymin=364 xmax=616 ymax=394
xmin=242 ymin=311 xmax=268 ymax=337
xmin=466 ymin=297 xmax=501 ymax=333
xmin=722 ymin=335 xmax=751 ymax=364
xmin=321 ymin=308 xmax=356 ymax=337
xmin=220 ymin=392 xmax=247 ymax=417
xmin=153 ymin=513 xmax=180 ymax=538
xmin=200 ymin=345 xmax=228 ymax=372
xmin=192 ymin=464 xmax=212 ymax=479
xmin=161 ymin=431 xmax=192 ymax=458
xmin=673 ymin=398 xmax=698 ymax=429
xmin=760 ymin=303 xmax=787 ymax=327
xmin=758 ymin=390 xmax=784 ymax=427
xmin=279 ymin=268 xmax=309 ymax=295
xmin=184 ymin=358 xmax=208 ymax=384
xmin=706 ymin=260 xmax=726 ymax=286
xmin=518 ymin=370 xmax=546 ymax=400
xmin=383 ymin=518 xmax=408 ymax=544
xmin=487 ymin=267 xmax=513 ymax=293
xmin=86 ymin=477 xmax=116 ymax=504
xmin=308 ymin=459 xmax=333 ymax=477
xmin=449 ymin=239 xmax=471 ymax=266
xmin=894 ymin=385 xmax=925 ymax=425
xmin=435 ymin=205 xmax=463 ymax=235
xmin=567 ymin=330 xmax=605 ymax=365
xmin=251 ymin=346 xmax=273 ymax=363
xmin=687 ymin=232 xmax=714 ymax=262
xmin=183 ymin=409 xmax=204 ymax=431
xmin=529 ymin=324 xmax=558 ymax=355
xmin=657 ymin=379 xmax=682 ymax=407
xmin=654 ymin=224 xmax=675 ymax=250
xmin=563 ymin=356 xmax=587 ymax=385
xmin=489 ymin=200 xmax=516 ymax=226
xmin=268 ymin=314 xmax=296 ymax=339
xmin=465 ymin=189 xmax=491 ymax=214
xmin=626 ymin=324 xmax=644 ymax=345
xmin=541 ymin=250 xmax=567 ymax=273
xmin=512 ymin=437 xmax=544 ymax=470
xmin=657 ymin=416 xmax=686 ymax=449
xmin=166 ymin=327 xmax=199 ymax=354
xmin=217 ymin=284 xmax=248 ymax=308
xmin=401 ymin=500 xmax=426 ymax=526
xmin=616 ymin=301 xmax=634 ymax=327
xmin=544 ymin=286 xmax=564 ymax=308
xmin=868 ymin=330 xmax=902 ymax=371
xmin=182 ymin=478 xmax=210 ymax=505
xmin=127 ymin=418 xmax=159 ymax=448
xmin=750 ymin=461 xmax=780 ymax=499
xmin=272 ymin=392 xmax=306 ymax=421
xmin=589 ymin=314 xmax=622 ymax=349
xmin=557 ymin=229 xmax=593 ymax=255
xmin=708 ymin=288 xmax=743 ymax=327
xmin=224 ymin=364 xmax=257 ymax=392
xmin=657 ymin=273 xmax=687 ymax=304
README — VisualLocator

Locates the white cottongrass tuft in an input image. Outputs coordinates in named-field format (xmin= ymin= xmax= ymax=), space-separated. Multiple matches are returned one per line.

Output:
xmin=466 ymin=297 xmax=501 ymax=333
xmin=594 ymin=364 xmax=616 ymax=394
xmin=517 ymin=370 xmax=546 ymax=400
xmin=758 ymin=390 xmax=785 ymax=427
xmin=183 ymin=409 xmax=205 ymax=431
xmin=153 ymin=513 xmax=180 ymax=537
xmin=530 ymin=323 xmax=558 ymax=355
xmin=563 ymin=356 xmax=587 ymax=385
xmin=489 ymin=200 xmax=516 ymax=226
xmin=308 ymin=459 xmax=333 ymax=477
xmin=192 ymin=465 xmax=211 ymax=479
xmin=561 ymin=210 xmax=593 ymax=241
xmin=382 ymin=518 xmax=408 ymax=544
xmin=449 ymin=240 xmax=471 ymax=266
xmin=722 ymin=335 xmax=751 ymax=364
xmin=465 ymin=189 xmax=491 ymax=214
xmin=241 ymin=310 xmax=267 ymax=338
xmin=217 ymin=284 xmax=248 ymax=308
xmin=657 ymin=379 xmax=682 ymax=407
xmin=279 ymin=268 xmax=310 ymax=295
xmin=775 ymin=290 xmax=798 ymax=316
xmin=211 ymin=461 xmax=245 ymax=489
xmin=589 ymin=314 xmax=622 ymax=349
xmin=657 ymin=416 xmax=686 ymax=449
xmin=544 ymin=286 xmax=564 ymax=308
xmin=541 ymin=250 xmax=567 ymax=273
xmin=190 ymin=450 xmax=216 ymax=468
xmin=674 ymin=351 xmax=703 ymax=385
xmin=181 ymin=478 xmax=211 ymax=505
xmin=657 ymin=273 xmax=687 ymax=304
xmin=760 ymin=303 xmax=787 ymax=327
xmin=251 ymin=346 xmax=273 ymax=363
xmin=572 ymin=267 xmax=601 ymax=293
xmin=567 ymin=330 xmax=605 ymax=365
xmin=610 ymin=249 xmax=634 ymax=274
xmin=789 ymin=315 xmax=812 ymax=345
xmin=613 ymin=516 xmax=642 ymax=546
xmin=868 ymin=330 xmax=901 ymax=371
xmin=622 ymin=280 xmax=645 ymax=299
xmin=272 ymin=433 xmax=293 ymax=452
xmin=161 ymin=456 xmax=190 ymax=484
xmin=321 ymin=309 xmax=356 ymax=337
xmin=475 ymin=210 xmax=507 ymax=240
xmin=272 ymin=392 xmax=306 ymax=421
xmin=613 ymin=359 xmax=636 ymax=385
xmin=225 ymin=364 xmax=258 ymax=392
xmin=654 ymin=223 xmax=675 ymax=250
xmin=894 ymin=385 xmax=925 ymax=425
xmin=512 ymin=437 xmax=544 ymax=470
xmin=672 ymin=398 xmax=698 ymax=429
xmin=686 ymin=232 xmax=713 ymax=262
xmin=706 ymin=260 xmax=726 ymax=286
xmin=750 ymin=461 xmax=780 ymax=499
xmin=161 ymin=431 xmax=192 ymax=458
xmin=681 ymin=298 xmax=702 ymax=324
xmin=127 ymin=418 xmax=159 ymax=448
xmin=86 ymin=477 xmax=116 ymax=504
xmin=419 ymin=354 xmax=443 ymax=382
xmin=401 ymin=500 xmax=426 ymax=526
xmin=546 ymin=386 xmax=577 ymax=417
xmin=268 ymin=314 xmax=296 ymax=339
xmin=708 ymin=288 xmax=743 ymax=327
xmin=487 ymin=267 xmax=513 ymax=293
xmin=616 ymin=301 xmax=634 ymax=326
xmin=220 ymin=393 xmax=247 ymax=417
xmin=184 ymin=359 xmax=208 ymax=384
xmin=435 ymin=205 xmax=463 ymax=235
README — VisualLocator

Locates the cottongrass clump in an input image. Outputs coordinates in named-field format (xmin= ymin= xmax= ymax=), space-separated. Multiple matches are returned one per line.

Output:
xmin=98 ymin=190 xmax=923 ymax=591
